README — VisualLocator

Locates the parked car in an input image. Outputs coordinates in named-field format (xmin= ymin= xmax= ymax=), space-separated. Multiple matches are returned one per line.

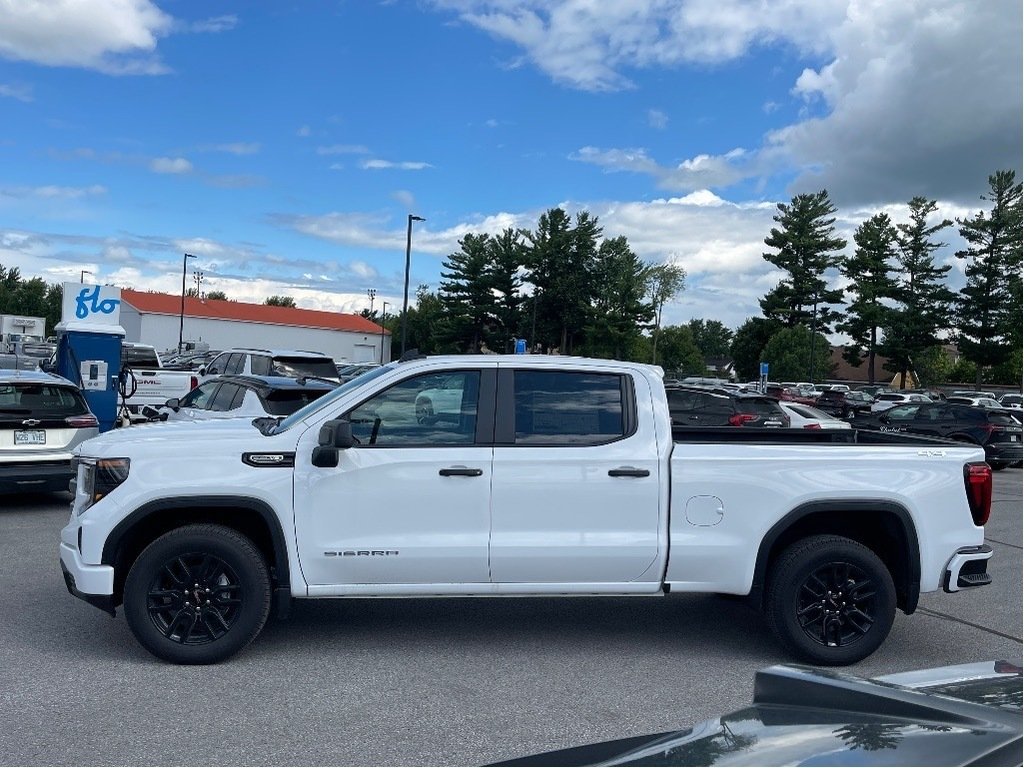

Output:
xmin=779 ymin=402 xmax=852 ymax=430
xmin=336 ymin=362 xmax=381 ymax=383
xmin=850 ymin=401 xmax=1023 ymax=470
xmin=952 ymin=389 xmax=997 ymax=400
xmin=998 ymin=393 xmax=1022 ymax=410
xmin=160 ymin=375 xmax=335 ymax=422
xmin=856 ymin=384 xmax=893 ymax=397
xmin=947 ymin=395 xmax=1003 ymax=409
xmin=200 ymin=348 xmax=340 ymax=383
xmin=870 ymin=391 xmax=932 ymax=413
xmin=118 ymin=342 xmax=199 ymax=422
xmin=0 ymin=369 xmax=98 ymax=494
xmin=764 ymin=384 xmax=817 ymax=406
xmin=816 ymin=389 xmax=875 ymax=419
xmin=494 ymin=660 xmax=1023 ymax=767
xmin=666 ymin=385 xmax=790 ymax=428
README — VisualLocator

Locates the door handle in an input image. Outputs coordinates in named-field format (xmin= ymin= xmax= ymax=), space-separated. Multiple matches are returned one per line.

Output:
xmin=608 ymin=467 xmax=650 ymax=478
xmin=439 ymin=466 xmax=483 ymax=477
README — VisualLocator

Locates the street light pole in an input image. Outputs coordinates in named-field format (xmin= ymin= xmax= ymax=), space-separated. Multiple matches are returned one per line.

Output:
xmin=400 ymin=214 xmax=425 ymax=356
xmin=80 ymin=269 xmax=93 ymax=283
xmin=178 ymin=253 xmax=195 ymax=354
xmin=808 ymin=294 xmax=819 ymax=382
xmin=380 ymin=301 xmax=389 ymax=364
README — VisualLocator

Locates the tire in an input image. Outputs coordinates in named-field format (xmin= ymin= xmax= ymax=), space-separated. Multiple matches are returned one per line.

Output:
xmin=765 ymin=534 xmax=895 ymax=666
xmin=123 ymin=524 xmax=271 ymax=665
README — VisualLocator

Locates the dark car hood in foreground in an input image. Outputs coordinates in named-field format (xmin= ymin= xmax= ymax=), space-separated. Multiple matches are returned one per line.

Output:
xmin=493 ymin=662 xmax=1022 ymax=767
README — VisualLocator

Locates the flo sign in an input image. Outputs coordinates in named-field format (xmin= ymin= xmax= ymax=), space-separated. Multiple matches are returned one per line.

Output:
xmin=61 ymin=282 xmax=122 ymax=326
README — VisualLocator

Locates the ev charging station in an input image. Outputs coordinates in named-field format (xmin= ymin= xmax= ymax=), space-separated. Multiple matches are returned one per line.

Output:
xmin=55 ymin=283 xmax=124 ymax=433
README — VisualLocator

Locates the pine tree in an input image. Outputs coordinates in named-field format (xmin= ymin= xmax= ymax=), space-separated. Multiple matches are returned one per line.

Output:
xmin=486 ymin=228 xmax=526 ymax=349
xmin=759 ymin=190 xmax=847 ymax=333
xmin=838 ymin=213 xmax=898 ymax=384
xmin=955 ymin=170 xmax=1023 ymax=382
xmin=586 ymin=236 xmax=653 ymax=359
xmin=437 ymin=233 xmax=496 ymax=353
xmin=880 ymin=197 xmax=956 ymax=387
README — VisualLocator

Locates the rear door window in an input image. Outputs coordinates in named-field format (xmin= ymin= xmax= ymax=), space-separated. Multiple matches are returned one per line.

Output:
xmin=511 ymin=371 xmax=626 ymax=445
xmin=250 ymin=355 xmax=272 ymax=376
xmin=224 ymin=354 xmax=246 ymax=375
xmin=0 ymin=384 xmax=89 ymax=419
xmin=210 ymin=383 xmax=242 ymax=411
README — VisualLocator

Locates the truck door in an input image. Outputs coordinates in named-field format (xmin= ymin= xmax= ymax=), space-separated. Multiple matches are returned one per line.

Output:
xmin=488 ymin=367 xmax=662 ymax=585
xmin=293 ymin=366 xmax=496 ymax=588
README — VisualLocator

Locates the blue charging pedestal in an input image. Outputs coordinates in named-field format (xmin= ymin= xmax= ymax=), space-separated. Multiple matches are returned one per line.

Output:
xmin=55 ymin=321 xmax=125 ymax=433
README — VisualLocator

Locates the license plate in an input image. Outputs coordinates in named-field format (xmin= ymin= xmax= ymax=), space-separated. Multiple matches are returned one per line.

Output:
xmin=14 ymin=429 xmax=46 ymax=445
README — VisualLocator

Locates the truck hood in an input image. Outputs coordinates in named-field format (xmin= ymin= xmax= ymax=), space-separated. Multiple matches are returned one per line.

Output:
xmin=75 ymin=417 xmax=296 ymax=458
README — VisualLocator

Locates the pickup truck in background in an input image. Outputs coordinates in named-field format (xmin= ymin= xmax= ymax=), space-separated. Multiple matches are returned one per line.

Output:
xmin=119 ymin=342 xmax=197 ymax=422
xmin=60 ymin=356 xmax=994 ymax=665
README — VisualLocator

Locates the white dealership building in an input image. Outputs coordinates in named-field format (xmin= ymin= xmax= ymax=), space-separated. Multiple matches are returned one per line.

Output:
xmin=119 ymin=289 xmax=390 ymax=364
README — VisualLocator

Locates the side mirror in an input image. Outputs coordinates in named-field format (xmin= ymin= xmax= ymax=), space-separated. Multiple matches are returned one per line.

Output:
xmin=311 ymin=446 xmax=339 ymax=468
xmin=198 ymin=366 xmax=207 ymax=376
xmin=165 ymin=397 xmax=180 ymax=412
xmin=319 ymin=418 xmax=355 ymax=449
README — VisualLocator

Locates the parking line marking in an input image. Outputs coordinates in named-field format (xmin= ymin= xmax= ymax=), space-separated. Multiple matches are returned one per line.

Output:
xmin=916 ymin=607 xmax=1022 ymax=644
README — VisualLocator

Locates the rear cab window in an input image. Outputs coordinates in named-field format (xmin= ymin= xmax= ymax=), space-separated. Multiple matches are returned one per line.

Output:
xmin=505 ymin=370 xmax=630 ymax=445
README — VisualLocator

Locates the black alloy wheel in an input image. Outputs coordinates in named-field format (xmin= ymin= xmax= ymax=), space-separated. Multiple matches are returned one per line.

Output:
xmin=124 ymin=524 xmax=271 ymax=664
xmin=766 ymin=534 xmax=895 ymax=666
xmin=145 ymin=553 xmax=243 ymax=645
xmin=794 ymin=560 xmax=876 ymax=648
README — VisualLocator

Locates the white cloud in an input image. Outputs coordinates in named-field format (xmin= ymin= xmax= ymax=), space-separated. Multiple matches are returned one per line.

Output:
xmin=433 ymin=0 xmax=842 ymax=90
xmin=0 ymin=0 xmax=173 ymax=74
xmin=0 ymin=83 xmax=32 ymax=101
xmin=485 ymin=118 xmax=500 ymax=128
xmin=392 ymin=189 xmax=417 ymax=209
xmin=204 ymin=142 xmax=260 ymax=155
xmin=1 ymin=184 xmax=106 ymax=199
xmin=150 ymin=157 xmax=193 ymax=174
xmin=183 ymin=15 xmax=237 ymax=34
xmin=316 ymin=144 xmax=370 ymax=155
xmin=647 ymin=108 xmax=668 ymax=130
xmin=350 ymin=261 xmax=378 ymax=280
xmin=361 ymin=159 xmax=433 ymax=171
xmin=434 ymin=0 xmax=1021 ymax=206
xmin=297 ymin=125 xmax=311 ymax=138
xmin=572 ymin=145 xmax=755 ymax=192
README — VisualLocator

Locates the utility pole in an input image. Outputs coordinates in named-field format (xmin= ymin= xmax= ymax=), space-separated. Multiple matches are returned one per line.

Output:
xmin=380 ymin=301 xmax=389 ymax=364
xmin=178 ymin=253 xmax=195 ymax=353
xmin=400 ymin=214 xmax=425 ymax=356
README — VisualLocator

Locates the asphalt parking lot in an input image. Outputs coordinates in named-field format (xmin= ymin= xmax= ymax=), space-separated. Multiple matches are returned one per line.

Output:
xmin=0 ymin=471 xmax=1020 ymax=767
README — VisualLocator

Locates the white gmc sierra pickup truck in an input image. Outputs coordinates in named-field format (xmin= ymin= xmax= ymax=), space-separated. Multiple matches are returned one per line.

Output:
xmin=60 ymin=355 xmax=995 ymax=665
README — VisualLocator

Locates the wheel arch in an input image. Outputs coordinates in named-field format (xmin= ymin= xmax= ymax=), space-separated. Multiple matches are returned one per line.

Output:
xmin=750 ymin=500 xmax=920 ymax=615
xmin=101 ymin=496 xmax=291 ymax=606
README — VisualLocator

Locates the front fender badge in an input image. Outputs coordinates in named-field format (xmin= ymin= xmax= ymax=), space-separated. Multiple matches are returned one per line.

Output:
xmin=242 ymin=452 xmax=296 ymax=468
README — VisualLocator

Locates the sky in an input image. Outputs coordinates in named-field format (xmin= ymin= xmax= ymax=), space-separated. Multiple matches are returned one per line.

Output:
xmin=0 ymin=0 xmax=1021 ymax=334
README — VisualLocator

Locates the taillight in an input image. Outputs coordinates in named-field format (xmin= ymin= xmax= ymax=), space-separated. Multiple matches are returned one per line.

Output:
xmin=803 ymin=423 xmax=822 ymax=430
xmin=729 ymin=413 xmax=758 ymax=426
xmin=964 ymin=462 xmax=992 ymax=526
xmin=66 ymin=414 xmax=99 ymax=428
xmin=190 ymin=376 xmax=198 ymax=391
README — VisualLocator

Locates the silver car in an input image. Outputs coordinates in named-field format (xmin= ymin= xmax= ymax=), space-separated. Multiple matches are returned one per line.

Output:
xmin=0 ymin=370 xmax=98 ymax=494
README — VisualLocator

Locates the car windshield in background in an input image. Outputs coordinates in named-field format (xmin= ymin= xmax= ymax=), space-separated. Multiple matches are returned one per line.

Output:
xmin=739 ymin=398 xmax=786 ymax=418
xmin=122 ymin=347 xmax=160 ymax=368
xmin=0 ymin=383 xmax=89 ymax=417
xmin=271 ymin=357 xmax=338 ymax=380
xmin=261 ymin=388 xmax=334 ymax=416
xmin=271 ymin=363 xmax=396 ymax=433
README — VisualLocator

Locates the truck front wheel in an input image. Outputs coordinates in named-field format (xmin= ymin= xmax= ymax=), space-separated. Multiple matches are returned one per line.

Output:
xmin=765 ymin=534 xmax=895 ymax=666
xmin=123 ymin=524 xmax=271 ymax=664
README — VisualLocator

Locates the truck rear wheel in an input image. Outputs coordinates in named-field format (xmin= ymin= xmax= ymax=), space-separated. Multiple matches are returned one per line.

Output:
xmin=765 ymin=534 xmax=895 ymax=666
xmin=123 ymin=524 xmax=271 ymax=664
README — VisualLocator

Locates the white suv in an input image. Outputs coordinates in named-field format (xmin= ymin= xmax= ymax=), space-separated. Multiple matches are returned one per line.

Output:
xmin=200 ymin=348 xmax=339 ymax=383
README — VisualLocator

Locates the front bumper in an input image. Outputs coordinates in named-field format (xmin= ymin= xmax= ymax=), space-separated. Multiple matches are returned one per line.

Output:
xmin=59 ymin=541 xmax=117 ymax=616
xmin=943 ymin=545 xmax=993 ymax=593
xmin=0 ymin=459 xmax=73 ymax=494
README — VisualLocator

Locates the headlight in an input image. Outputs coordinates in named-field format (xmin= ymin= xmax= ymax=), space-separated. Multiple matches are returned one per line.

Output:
xmin=77 ymin=458 xmax=130 ymax=515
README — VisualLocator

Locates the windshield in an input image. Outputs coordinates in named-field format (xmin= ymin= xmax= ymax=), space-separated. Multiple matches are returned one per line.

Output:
xmin=271 ymin=363 xmax=396 ymax=433
xmin=271 ymin=356 xmax=339 ymax=380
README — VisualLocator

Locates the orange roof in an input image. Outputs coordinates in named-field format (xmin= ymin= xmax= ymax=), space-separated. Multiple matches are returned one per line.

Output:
xmin=121 ymin=289 xmax=388 ymax=335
